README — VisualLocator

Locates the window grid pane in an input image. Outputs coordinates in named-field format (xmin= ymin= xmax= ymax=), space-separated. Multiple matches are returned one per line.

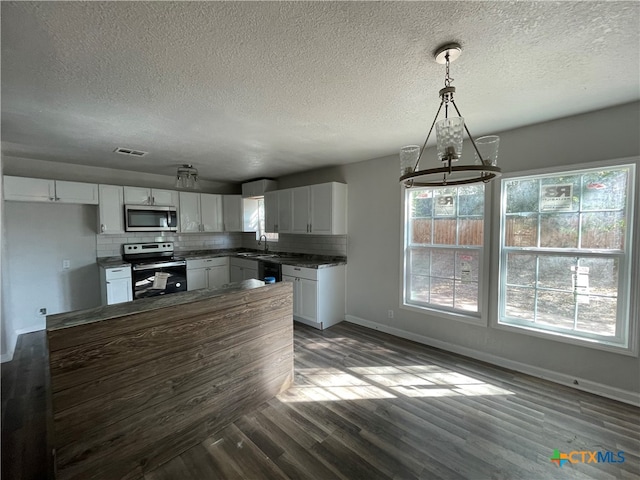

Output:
xmin=405 ymin=184 xmax=484 ymax=315
xmin=500 ymin=165 xmax=633 ymax=346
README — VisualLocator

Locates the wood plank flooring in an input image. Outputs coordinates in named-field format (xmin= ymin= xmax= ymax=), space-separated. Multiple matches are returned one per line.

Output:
xmin=3 ymin=322 xmax=639 ymax=479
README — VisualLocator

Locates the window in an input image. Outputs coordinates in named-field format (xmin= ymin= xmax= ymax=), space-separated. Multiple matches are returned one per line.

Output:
xmin=245 ymin=197 xmax=278 ymax=241
xmin=256 ymin=198 xmax=278 ymax=241
xmin=403 ymin=185 xmax=485 ymax=317
xmin=498 ymin=164 xmax=635 ymax=350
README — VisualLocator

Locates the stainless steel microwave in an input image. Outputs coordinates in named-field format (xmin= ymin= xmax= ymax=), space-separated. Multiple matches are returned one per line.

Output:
xmin=124 ymin=205 xmax=178 ymax=232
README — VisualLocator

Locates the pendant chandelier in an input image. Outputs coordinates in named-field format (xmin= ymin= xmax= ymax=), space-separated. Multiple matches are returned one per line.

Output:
xmin=400 ymin=43 xmax=501 ymax=188
xmin=175 ymin=164 xmax=199 ymax=189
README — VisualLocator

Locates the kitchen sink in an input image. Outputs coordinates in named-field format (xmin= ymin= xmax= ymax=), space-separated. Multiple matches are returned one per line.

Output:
xmin=237 ymin=252 xmax=302 ymax=262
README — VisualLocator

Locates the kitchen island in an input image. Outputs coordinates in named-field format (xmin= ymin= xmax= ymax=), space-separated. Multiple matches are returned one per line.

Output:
xmin=46 ymin=279 xmax=293 ymax=479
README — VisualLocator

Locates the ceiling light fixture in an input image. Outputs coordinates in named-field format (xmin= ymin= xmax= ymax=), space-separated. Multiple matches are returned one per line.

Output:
xmin=399 ymin=43 xmax=501 ymax=187
xmin=175 ymin=164 xmax=199 ymax=189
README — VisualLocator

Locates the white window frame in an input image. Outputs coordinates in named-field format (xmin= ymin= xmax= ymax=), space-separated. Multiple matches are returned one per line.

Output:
xmin=494 ymin=158 xmax=638 ymax=355
xmin=400 ymin=183 xmax=491 ymax=325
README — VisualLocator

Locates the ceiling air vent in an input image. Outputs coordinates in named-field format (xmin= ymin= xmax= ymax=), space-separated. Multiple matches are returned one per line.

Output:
xmin=114 ymin=147 xmax=148 ymax=157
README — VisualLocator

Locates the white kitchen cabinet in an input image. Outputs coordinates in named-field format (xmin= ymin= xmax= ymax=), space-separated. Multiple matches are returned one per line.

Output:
xmin=98 ymin=184 xmax=125 ymax=234
xmin=282 ymin=264 xmax=345 ymax=329
xmin=187 ymin=257 xmax=229 ymax=291
xmin=264 ymin=189 xmax=292 ymax=234
xmin=4 ymin=176 xmax=98 ymax=204
xmin=310 ymin=182 xmax=347 ymax=234
xmin=229 ymin=257 xmax=259 ymax=283
xmin=277 ymin=189 xmax=293 ymax=233
xmin=289 ymin=183 xmax=347 ymax=235
xmin=264 ymin=191 xmax=278 ymax=233
xmin=100 ymin=265 xmax=133 ymax=305
xmin=222 ymin=195 xmax=243 ymax=232
xmin=124 ymin=187 xmax=178 ymax=206
xmin=291 ymin=187 xmax=311 ymax=234
xmin=179 ymin=192 xmax=223 ymax=233
xmin=200 ymin=193 xmax=223 ymax=232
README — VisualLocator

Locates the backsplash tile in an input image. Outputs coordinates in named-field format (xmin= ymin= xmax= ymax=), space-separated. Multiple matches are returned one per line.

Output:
xmin=97 ymin=232 xmax=347 ymax=258
xmin=96 ymin=232 xmax=254 ymax=257
xmin=243 ymin=234 xmax=347 ymax=256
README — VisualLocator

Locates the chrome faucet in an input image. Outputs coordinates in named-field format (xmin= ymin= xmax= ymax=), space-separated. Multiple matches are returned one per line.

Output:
xmin=258 ymin=234 xmax=269 ymax=253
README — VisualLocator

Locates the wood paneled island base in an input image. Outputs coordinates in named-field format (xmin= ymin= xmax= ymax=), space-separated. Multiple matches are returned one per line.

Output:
xmin=46 ymin=280 xmax=294 ymax=479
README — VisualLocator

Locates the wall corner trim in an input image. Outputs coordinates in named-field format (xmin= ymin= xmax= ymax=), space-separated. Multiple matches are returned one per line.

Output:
xmin=345 ymin=315 xmax=640 ymax=407
xmin=0 ymin=351 xmax=14 ymax=363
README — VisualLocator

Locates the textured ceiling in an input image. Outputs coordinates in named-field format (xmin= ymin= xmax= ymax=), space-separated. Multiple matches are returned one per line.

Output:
xmin=2 ymin=1 xmax=639 ymax=183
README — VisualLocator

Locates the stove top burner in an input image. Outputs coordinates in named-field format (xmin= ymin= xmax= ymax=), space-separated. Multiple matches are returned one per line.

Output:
xmin=123 ymin=242 xmax=181 ymax=265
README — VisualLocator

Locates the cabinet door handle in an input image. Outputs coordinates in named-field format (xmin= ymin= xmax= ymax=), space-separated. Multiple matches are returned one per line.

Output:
xmin=151 ymin=196 xmax=155 ymax=205
xmin=55 ymin=197 xmax=60 ymax=201
xmin=49 ymin=197 xmax=55 ymax=201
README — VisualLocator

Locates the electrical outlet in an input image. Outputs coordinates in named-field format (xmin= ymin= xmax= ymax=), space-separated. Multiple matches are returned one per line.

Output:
xmin=388 ymin=309 xmax=394 ymax=319
xmin=62 ymin=259 xmax=70 ymax=270
xmin=38 ymin=307 xmax=47 ymax=316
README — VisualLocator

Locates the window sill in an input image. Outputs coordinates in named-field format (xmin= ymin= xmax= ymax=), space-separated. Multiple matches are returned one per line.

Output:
xmin=494 ymin=319 xmax=637 ymax=357
xmin=401 ymin=303 xmax=487 ymax=327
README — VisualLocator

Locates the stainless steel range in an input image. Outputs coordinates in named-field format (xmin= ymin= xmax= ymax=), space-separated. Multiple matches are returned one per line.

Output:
xmin=123 ymin=242 xmax=187 ymax=299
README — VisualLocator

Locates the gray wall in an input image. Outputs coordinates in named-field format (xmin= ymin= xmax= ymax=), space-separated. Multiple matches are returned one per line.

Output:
xmin=4 ymin=202 xmax=102 ymax=334
xmin=277 ymin=102 xmax=640 ymax=397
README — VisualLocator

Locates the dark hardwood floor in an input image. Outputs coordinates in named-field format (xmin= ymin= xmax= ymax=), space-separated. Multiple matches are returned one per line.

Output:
xmin=2 ymin=322 xmax=639 ymax=479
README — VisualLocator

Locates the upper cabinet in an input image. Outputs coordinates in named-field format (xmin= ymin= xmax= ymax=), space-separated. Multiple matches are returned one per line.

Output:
xmin=4 ymin=176 xmax=98 ymax=204
xmin=222 ymin=195 xmax=243 ymax=232
xmin=123 ymin=187 xmax=178 ymax=207
xmin=264 ymin=189 xmax=293 ymax=234
xmin=98 ymin=184 xmax=124 ymax=234
xmin=264 ymin=191 xmax=278 ymax=233
xmin=179 ymin=192 xmax=223 ymax=233
xmin=291 ymin=182 xmax=347 ymax=235
xmin=311 ymin=182 xmax=347 ymax=235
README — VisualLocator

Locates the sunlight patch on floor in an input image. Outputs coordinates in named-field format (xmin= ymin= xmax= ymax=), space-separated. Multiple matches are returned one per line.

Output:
xmin=278 ymin=365 xmax=515 ymax=402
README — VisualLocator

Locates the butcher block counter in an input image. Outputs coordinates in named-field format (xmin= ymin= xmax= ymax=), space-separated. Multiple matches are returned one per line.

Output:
xmin=46 ymin=280 xmax=294 ymax=479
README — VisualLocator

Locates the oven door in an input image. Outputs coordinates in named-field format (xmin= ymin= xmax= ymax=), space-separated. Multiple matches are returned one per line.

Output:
xmin=132 ymin=261 xmax=187 ymax=299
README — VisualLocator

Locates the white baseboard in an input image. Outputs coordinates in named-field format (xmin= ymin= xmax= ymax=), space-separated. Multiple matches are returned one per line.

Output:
xmin=345 ymin=315 xmax=640 ymax=407
xmin=1 ymin=324 xmax=44 ymax=363
xmin=0 ymin=351 xmax=14 ymax=363
xmin=1 ymin=329 xmax=17 ymax=363
xmin=16 ymin=324 xmax=44 ymax=335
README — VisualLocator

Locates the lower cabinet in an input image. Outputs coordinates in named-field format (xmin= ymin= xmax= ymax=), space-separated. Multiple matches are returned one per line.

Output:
xmin=186 ymin=257 xmax=229 ymax=291
xmin=100 ymin=265 xmax=133 ymax=305
xmin=229 ymin=257 xmax=259 ymax=283
xmin=282 ymin=264 xmax=345 ymax=330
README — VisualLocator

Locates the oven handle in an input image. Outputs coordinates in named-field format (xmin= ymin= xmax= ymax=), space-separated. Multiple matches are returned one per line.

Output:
xmin=132 ymin=260 xmax=187 ymax=271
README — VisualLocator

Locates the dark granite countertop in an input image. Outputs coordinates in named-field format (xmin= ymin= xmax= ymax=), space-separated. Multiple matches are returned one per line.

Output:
xmin=179 ymin=249 xmax=347 ymax=269
xmin=97 ymin=249 xmax=346 ymax=270
xmin=96 ymin=257 xmax=131 ymax=269
xmin=47 ymin=279 xmax=267 ymax=331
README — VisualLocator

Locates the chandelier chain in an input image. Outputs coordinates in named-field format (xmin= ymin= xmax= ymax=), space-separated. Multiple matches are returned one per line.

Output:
xmin=444 ymin=52 xmax=453 ymax=87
